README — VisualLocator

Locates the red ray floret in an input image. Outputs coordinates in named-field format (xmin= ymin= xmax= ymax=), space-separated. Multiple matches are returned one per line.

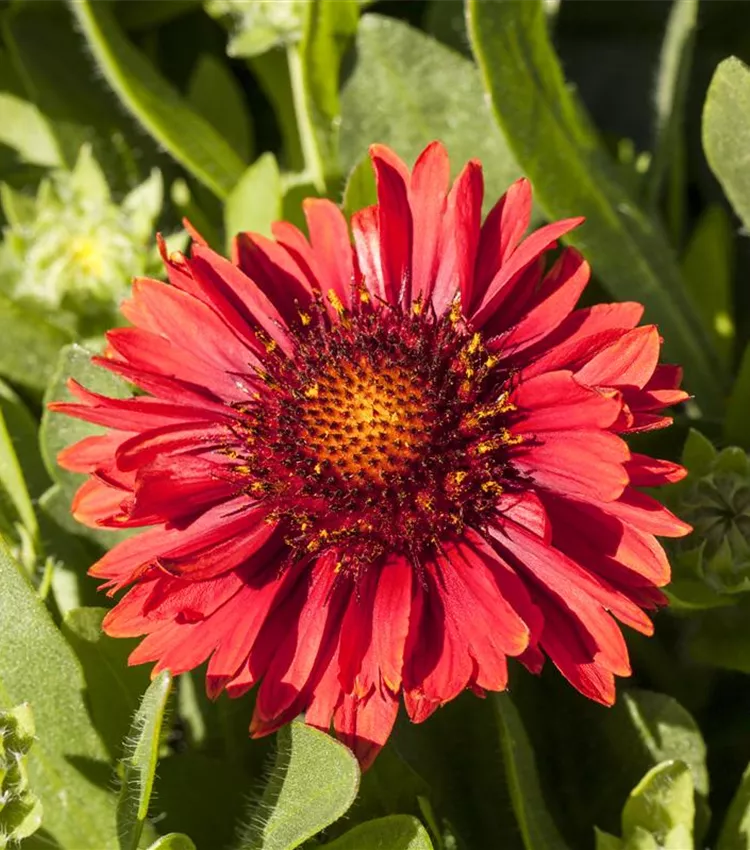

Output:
xmin=51 ymin=141 xmax=690 ymax=769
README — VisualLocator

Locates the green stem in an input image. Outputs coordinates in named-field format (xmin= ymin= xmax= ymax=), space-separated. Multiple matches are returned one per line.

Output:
xmin=286 ymin=44 xmax=325 ymax=194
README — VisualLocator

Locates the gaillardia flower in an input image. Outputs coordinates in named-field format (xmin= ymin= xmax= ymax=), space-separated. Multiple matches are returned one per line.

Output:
xmin=52 ymin=142 xmax=691 ymax=767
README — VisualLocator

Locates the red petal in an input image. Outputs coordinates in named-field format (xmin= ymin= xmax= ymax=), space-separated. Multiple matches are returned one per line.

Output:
xmin=370 ymin=144 xmax=413 ymax=306
xmin=303 ymin=199 xmax=354 ymax=310
xmin=511 ymin=370 xmax=621 ymax=433
xmin=513 ymin=430 xmax=630 ymax=502
xmin=431 ymin=160 xmax=483 ymax=316
xmin=351 ymin=205 xmax=386 ymax=302
xmin=333 ymin=686 xmax=399 ymax=770
xmin=475 ymin=178 xmax=532 ymax=301
xmin=471 ymin=217 xmax=584 ymax=329
xmin=576 ymin=325 xmax=660 ymax=390
xmin=409 ymin=141 xmax=450 ymax=305
xmin=625 ymin=454 xmax=687 ymax=486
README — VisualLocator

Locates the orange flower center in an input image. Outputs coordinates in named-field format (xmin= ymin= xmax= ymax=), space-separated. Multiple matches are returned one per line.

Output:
xmin=298 ymin=357 xmax=433 ymax=485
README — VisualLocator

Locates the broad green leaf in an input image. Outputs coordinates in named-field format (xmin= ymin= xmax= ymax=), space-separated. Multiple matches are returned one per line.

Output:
xmin=339 ymin=14 xmax=523 ymax=210
xmin=146 ymin=836 xmax=197 ymax=850
xmin=621 ymin=691 xmax=708 ymax=802
xmin=682 ymin=205 xmax=734 ymax=367
xmin=0 ymin=539 xmax=117 ymax=848
xmin=0 ymin=293 xmax=72 ymax=392
xmin=494 ymin=693 xmax=572 ymax=850
xmin=237 ymin=721 xmax=360 ymax=850
xmin=718 ymin=759 xmax=750 ymax=850
xmin=69 ymin=0 xmax=247 ymax=199
xmin=703 ymin=57 xmax=750 ymax=234
xmin=342 ymin=153 xmax=377 ymax=219
xmin=225 ymin=153 xmax=282 ymax=246
xmin=621 ymin=761 xmax=694 ymax=849
xmin=118 ymin=671 xmax=173 ymax=850
xmin=466 ymin=0 xmax=723 ymax=414
xmin=41 ymin=343 xmax=130 ymax=506
xmin=645 ymin=0 xmax=698 ymax=223
xmin=321 ymin=815 xmax=434 ymax=850
xmin=62 ymin=607 xmax=151 ymax=761
xmin=188 ymin=53 xmax=254 ymax=162
xmin=725 ymin=342 xmax=750 ymax=449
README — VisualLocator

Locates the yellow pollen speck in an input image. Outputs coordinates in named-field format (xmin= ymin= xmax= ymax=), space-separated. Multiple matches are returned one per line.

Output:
xmin=412 ymin=301 xmax=423 ymax=316
xmin=360 ymin=290 xmax=370 ymax=303
xmin=481 ymin=480 xmax=504 ymax=495
xmin=449 ymin=301 xmax=462 ymax=324
xmin=299 ymin=311 xmax=312 ymax=326
xmin=304 ymin=383 xmax=319 ymax=399
xmin=328 ymin=290 xmax=345 ymax=315
xmin=468 ymin=333 xmax=481 ymax=354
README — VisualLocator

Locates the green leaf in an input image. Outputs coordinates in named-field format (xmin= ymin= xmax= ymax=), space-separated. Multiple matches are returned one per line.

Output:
xmin=0 ymin=378 xmax=50 ymax=540
xmin=225 ymin=153 xmax=282 ymax=246
xmin=0 ymin=538 xmax=117 ymax=848
xmin=595 ymin=829 xmax=623 ymax=850
xmin=645 ymin=0 xmax=698 ymax=216
xmin=718 ymin=758 xmax=750 ymax=850
xmin=466 ymin=0 xmax=723 ymax=414
xmin=321 ymin=815 xmax=434 ymax=850
xmin=725 ymin=341 xmax=750 ymax=449
xmin=621 ymin=761 xmax=694 ymax=849
xmin=703 ymin=57 xmax=750 ymax=234
xmin=342 ymin=153 xmax=377 ymax=219
xmin=62 ymin=607 xmax=152 ymax=762
xmin=339 ymin=14 xmax=523 ymax=209
xmin=146 ymin=836 xmax=198 ymax=850
xmin=494 ymin=693 xmax=572 ymax=850
xmin=68 ymin=0 xmax=247 ymax=199
xmin=0 ymin=54 xmax=60 ymax=167
xmin=0 ymin=294 xmax=72 ymax=392
xmin=681 ymin=205 xmax=735 ymax=367
xmin=41 ymin=343 xmax=130 ymax=516
xmin=188 ymin=53 xmax=254 ymax=162
xmin=237 ymin=721 xmax=360 ymax=850
xmin=621 ymin=691 xmax=708 ymax=802
xmin=118 ymin=671 xmax=173 ymax=850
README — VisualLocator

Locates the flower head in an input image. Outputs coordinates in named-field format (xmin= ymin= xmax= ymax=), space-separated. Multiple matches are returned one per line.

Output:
xmin=52 ymin=142 xmax=690 ymax=767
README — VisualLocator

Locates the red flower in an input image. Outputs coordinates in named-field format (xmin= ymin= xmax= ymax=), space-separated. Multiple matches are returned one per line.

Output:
xmin=52 ymin=142 xmax=690 ymax=768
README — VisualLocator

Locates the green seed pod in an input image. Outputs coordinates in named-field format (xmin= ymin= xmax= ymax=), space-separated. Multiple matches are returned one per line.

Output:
xmin=0 ymin=703 xmax=42 ymax=847
xmin=0 ymin=145 xmax=163 ymax=334
xmin=666 ymin=430 xmax=750 ymax=608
